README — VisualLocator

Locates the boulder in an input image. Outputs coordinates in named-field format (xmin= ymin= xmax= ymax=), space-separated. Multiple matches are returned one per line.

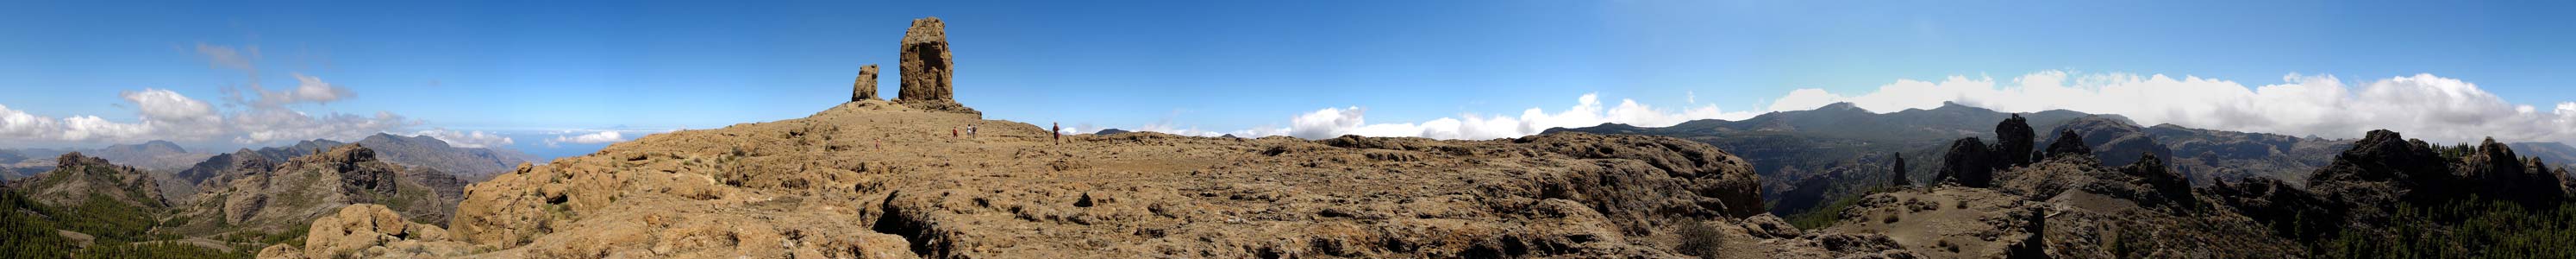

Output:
xmin=266 ymin=204 xmax=476 ymax=259
xmin=851 ymin=64 xmax=879 ymax=101
xmin=897 ymin=16 xmax=960 ymax=110
xmin=1997 ymin=114 xmax=2038 ymax=167
xmin=1938 ymin=137 xmax=1997 ymax=187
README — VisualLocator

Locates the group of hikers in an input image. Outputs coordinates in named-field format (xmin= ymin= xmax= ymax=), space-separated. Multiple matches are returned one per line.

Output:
xmin=947 ymin=122 xmax=1069 ymax=145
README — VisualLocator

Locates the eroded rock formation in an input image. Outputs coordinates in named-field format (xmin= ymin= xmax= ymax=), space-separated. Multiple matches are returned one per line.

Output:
xmin=1938 ymin=137 xmax=1997 ymax=187
xmin=256 ymin=204 xmax=478 ymax=259
xmin=896 ymin=16 xmax=965 ymax=112
xmin=1997 ymin=114 xmax=2038 ymax=167
xmin=852 ymin=64 xmax=879 ymax=101
xmin=14 ymin=152 xmax=166 ymax=210
xmin=169 ymin=144 xmax=460 ymax=237
xmin=2043 ymin=130 xmax=2091 ymax=159
xmin=2461 ymin=138 xmax=2570 ymax=206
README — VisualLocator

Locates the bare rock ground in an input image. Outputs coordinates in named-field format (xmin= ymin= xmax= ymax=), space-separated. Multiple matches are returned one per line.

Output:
xmin=253 ymin=99 xmax=1926 ymax=258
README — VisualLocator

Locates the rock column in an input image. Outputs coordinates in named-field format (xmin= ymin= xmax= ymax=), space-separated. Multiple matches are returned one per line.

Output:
xmin=852 ymin=65 xmax=879 ymax=101
xmin=897 ymin=16 xmax=955 ymax=106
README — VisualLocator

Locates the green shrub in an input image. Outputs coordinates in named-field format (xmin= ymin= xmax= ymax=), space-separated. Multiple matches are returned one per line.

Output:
xmin=1674 ymin=218 xmax=1726 ymax=258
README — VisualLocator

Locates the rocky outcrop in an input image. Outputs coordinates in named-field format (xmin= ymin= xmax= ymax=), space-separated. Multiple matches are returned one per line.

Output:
xmin=2119 ymin=154 xmax=2191 ymax=207
xmin=2210 ymin=130 xmax=2573 ymax=244
xmin=2207 ymin=176 xmax=2336 ymax=240
xmin=1938 ymin=137 xmax=1997 ymax=187
xmin=2004 ymin=206 xmax=2048 ymax=259
xmin=851 ymin=64 xmax=879 ymax=101
xmin=1829 ymin=154 xmax=2299 ymax=258
xmin=175 ymin=149 xmax=279 ymax=188
xmin=1516 ymin=132 xmax=1766 ymax=218
xmin=256 ymin=204 xmax=478 ymax=259
xmin=14 ymin=152 xmax=166 ymax=210
xmin=168 ymin=144 xmax=460 ymax=237
xmin=2460 ymin=138 xmax=2569 ymax=207
xmin=1997 ymin=114 xmax=2038 ymax=167
xmin=2302 ymin=130 xmax=2453 ymax=214
xmin=2043 ymin=130 xmax=2091 ymax=159
xmin=896 ymin=16 xmax=966 ymax=112
xmin=2046 ymin=116 xmax=2173 ymax=166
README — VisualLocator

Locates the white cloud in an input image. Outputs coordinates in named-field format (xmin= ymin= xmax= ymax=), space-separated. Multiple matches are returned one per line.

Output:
xmin=1765 ymin=71 xmax=2576 ymax=145
xmin=285 ymin=73 xmax=354 ymax=104
xmin=545 ymin=131 xmax=627 ymax=147
xmin=58 ymin=116 xmax=153 ymax=143
xmin=0 ymin=43 xmax=426 ymax=148
xmin=0 ymin=104 xmax=63 ymax=139
xmin=120 ymin=89 xmax=220 ymax=123
xmin=228 ymin=109 xmax=415 ymax=144
xmin=413 ymin=129 xmax=515 ymax=148
xmin=0 ymin=88 xmax=416 ymax=146
xmin=1146 ymin=93 xmax=1760 ymax=140
xmin=196 ymin=43 xmax=353 ymax=107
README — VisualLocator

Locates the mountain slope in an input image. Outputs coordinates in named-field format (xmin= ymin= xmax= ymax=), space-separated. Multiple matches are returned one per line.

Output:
xmin=0 ymin=153 xmax=216 ymax=256
xmin=1546 ymin=101 xmax=2366 ymax=216
xmin=165 ymin=144 xmax=462 ymax=239
xmin=9 ymin=153 xmax=169 ymax=214
xmin=353 ymin=133 xmax=535 ymax=182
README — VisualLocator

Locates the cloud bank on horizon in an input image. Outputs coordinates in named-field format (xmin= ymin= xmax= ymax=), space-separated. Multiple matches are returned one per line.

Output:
xmin=0 ymin=43 xmax=503 ymax=149
xmin=545 ymin=130 xmax=628 ymax=147
xmin=1141 ymin=71 xmax=2576 ymax=146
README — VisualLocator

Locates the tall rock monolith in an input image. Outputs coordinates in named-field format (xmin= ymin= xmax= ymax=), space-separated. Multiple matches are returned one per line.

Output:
xmin=897 ymin=16 xmax=962 ymax=111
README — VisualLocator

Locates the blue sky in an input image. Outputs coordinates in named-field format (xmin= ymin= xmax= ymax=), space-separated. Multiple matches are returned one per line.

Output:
xmin=4 ymin=0 xmax=2574 ymax=159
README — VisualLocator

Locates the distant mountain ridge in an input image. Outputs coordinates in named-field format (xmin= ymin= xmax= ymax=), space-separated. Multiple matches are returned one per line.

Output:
xmin=1547 ymin=101 xmax=2576 ymax=215
xmin=164 ymin=134 xmax=530 ymax=203
xmin=352 ymin=133 xmax=535 ymax=182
